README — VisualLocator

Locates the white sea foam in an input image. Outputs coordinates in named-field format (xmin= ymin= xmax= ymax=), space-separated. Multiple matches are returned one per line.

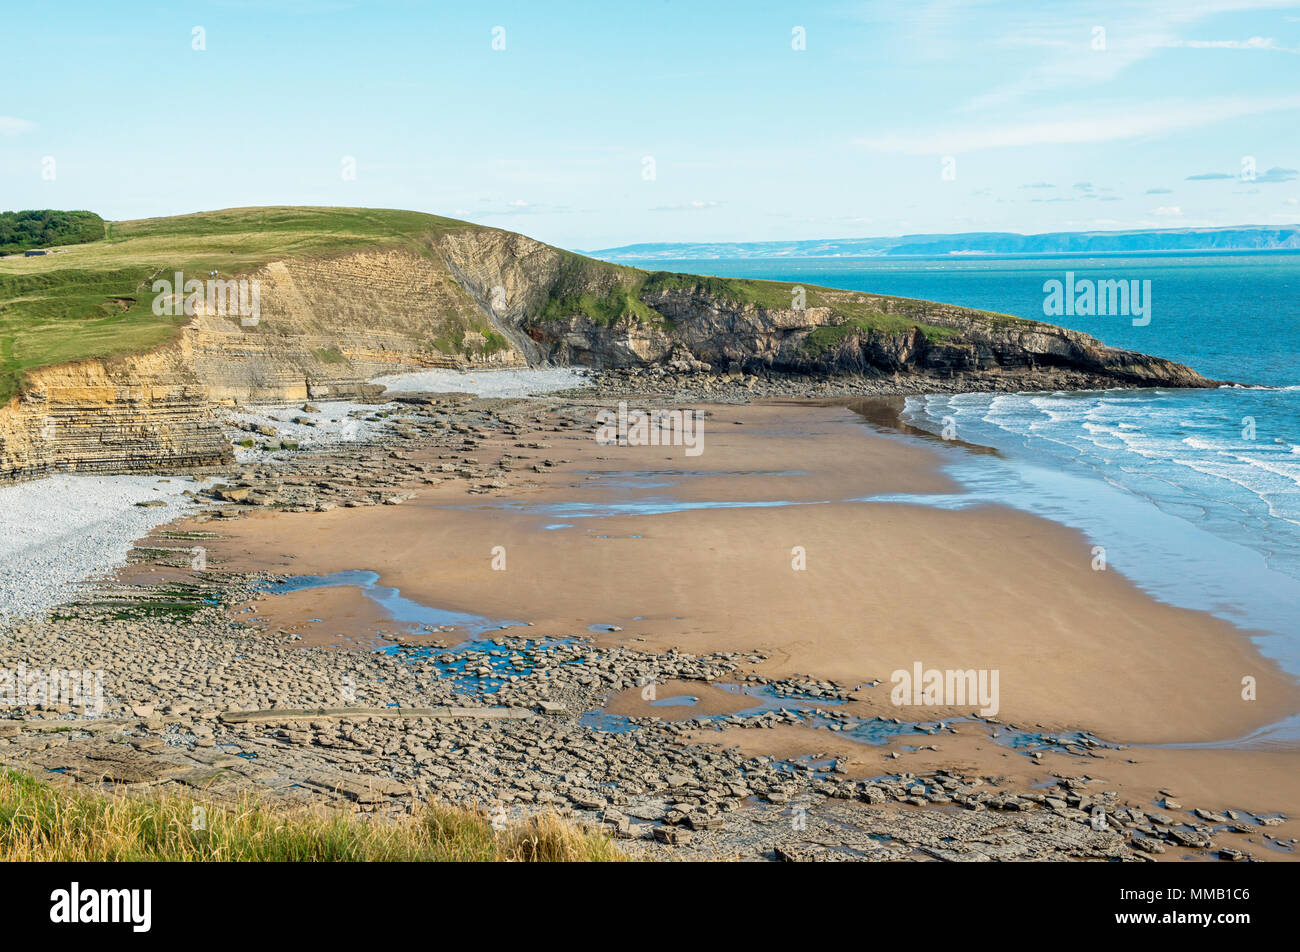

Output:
xmin=904 ymin=389 xmax=1300 ymax=581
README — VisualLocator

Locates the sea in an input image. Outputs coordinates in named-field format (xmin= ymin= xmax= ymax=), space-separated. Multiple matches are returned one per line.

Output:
xmin=629 ymin=253 xmax=1300 ymax=685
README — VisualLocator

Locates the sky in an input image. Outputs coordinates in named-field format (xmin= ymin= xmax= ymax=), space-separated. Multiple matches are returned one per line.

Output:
xmin=2 ymin=0 xmax=1298 ymax=250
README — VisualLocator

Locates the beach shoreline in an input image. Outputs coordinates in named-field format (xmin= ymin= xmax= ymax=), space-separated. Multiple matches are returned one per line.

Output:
xmin=2 ymin=381 xmax=1296 ymax=860
xmin=199 ymin=397 xmax=1300 ymax=742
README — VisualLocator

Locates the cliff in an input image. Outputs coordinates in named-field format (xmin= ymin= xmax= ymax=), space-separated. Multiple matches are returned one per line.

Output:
xmin=0 ymin=206 xmax=1216 ymax=482
xmin=0 ymin=350 xmax=229 ymax=483
xmin=434 ymin=229 xmax=1212 ymax=388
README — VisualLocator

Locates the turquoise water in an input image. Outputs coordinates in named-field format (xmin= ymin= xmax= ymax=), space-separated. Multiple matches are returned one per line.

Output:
xmin=644 ymin=253 xmax=1300 ymax=672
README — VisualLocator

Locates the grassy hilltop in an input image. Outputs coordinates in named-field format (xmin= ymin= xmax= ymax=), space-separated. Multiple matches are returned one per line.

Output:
xmin=536 ymin=254 xmax=960 ymax=339
xmin=0 ymin=207 xmax=487 ymax=405
xmin=0 ymin=205 xmax=1000 ymax=406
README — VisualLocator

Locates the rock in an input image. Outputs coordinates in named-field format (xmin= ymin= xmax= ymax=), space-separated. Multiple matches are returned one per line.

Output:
xmin=211 ymin=485 xmax=251 ymax=503
xmin=652 ymin=827 xmax=691 ymax=846
xmin=1169 ymin=830 xmax=1213 ymax=849
xmin=601 ymin=810 xmax=632 ymax=836
xmin=624 ymin=803 xmax=668 ymax=822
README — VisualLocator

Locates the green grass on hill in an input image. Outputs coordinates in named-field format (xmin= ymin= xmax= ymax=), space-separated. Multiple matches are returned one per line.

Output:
xmin=0 ymin=206 xmax=481 ymax=406
xmin=538 ymin=264 xmax=982 ymax=348
xmin=641 ymin=270 xmax=795 ymax=308
xmin=533 ymin=249 xmax=663 ymax=326
xmin=0 ymin=768 xmax=624 ymax=862
xmin=0 ymin=205 xmax=1029 ymax=406
xmin=432 ymin=327 xmax=511 ymax=358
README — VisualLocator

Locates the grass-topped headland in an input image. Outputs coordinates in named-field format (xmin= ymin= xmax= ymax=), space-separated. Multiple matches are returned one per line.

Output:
xmin=0 ymin=768 xmax=625 ymax=862
xmin=534 ymin=263 xmax=845 ymax=325
xmin=0 ymin=204 xmax=1056 ymax=411
xmin=533 ymin=249 xmax=664 ymax=326
xmin=0 ymin=206 xmax=484 ymax=405
xmin=534 ymin=260 xmax=998 ymax=342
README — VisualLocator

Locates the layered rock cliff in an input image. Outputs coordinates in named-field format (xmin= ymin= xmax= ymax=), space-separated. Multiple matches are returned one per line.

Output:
xmin=1 ymin=244 xmax=523 ymax=483
xmin=183 ymin=249 xmax=522 ymax=404
xmin=0 ymin=349 xmax=230 ymax=484
xmin=0 ymin=209 xmax=1217 ymax=483
xmin=432 ymin=228 xmax=1215 ymax=389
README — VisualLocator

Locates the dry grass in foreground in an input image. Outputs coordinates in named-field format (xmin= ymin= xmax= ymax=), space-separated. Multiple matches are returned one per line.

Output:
xmin=0 ymin=769 xmax=625 ymax=862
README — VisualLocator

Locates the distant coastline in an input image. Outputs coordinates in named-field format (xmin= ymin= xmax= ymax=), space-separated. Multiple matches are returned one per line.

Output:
xmin=588 ymin=225 xmax=1300 ymax=261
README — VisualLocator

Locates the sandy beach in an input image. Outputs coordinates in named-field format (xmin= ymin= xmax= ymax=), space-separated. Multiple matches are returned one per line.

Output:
xmin=187 ymin=398 xmax=1300 ymax=823
xmin=3 ymin=384 xmax=1294 ymax=862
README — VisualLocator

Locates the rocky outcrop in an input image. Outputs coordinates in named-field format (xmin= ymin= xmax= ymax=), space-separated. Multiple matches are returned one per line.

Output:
xmin=183 ymin=250 xmax=523 ymax=404
xmin=0 ymin=350 xmax=230 ymax=484
xmin=627 ymin=289 xmax=1212 ymax=388
xmin=431 ymin=229 xmax=1217 ymax=389
xmin=1 ymin=247 xmax=525 ymax=483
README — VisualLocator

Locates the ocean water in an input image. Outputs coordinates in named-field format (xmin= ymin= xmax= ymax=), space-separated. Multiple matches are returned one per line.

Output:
xmin=641 ymin=254 xmax=1300 ymax=676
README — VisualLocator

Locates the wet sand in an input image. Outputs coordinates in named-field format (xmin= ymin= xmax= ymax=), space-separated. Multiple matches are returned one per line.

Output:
xmin=184 ymin=399 xmax=1300 ymax=817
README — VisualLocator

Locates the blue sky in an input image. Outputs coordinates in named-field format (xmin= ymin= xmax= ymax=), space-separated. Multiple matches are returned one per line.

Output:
xmin=2 ymin=0 xmax=1298 ymax=249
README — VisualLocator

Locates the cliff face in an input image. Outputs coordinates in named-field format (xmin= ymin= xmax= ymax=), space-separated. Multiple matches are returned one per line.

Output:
xmin=1 ymin=246 xmax=525 ymax=482
xmin=184 ymin=249 xmax=523 ymax=404
xmin=431 ymin=229 xmax=1214 ymax=389
xmin=0 ymin=349 xmax=230 ymax=484
xmin=0 ymin=212 xmax=1217 ymax=483
xmin=626 ymin=289 xmax=1209 ymax=387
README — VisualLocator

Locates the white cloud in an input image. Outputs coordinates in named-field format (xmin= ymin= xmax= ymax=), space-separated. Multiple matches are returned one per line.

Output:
xmin=1152 ymin=206 xmax=1184 ymax=216
xmin=1161 ymin=36 xmax=1300 ymax=51
xmin=855 ymin=94 xmax=1300 ymax=154
xmin=0 ymin=116 xmax=35 ymax=136
xmin=650 ymin=200 xmax=721 ymax=212
xmin=966 ymin=0 xmax=1300 ymax=108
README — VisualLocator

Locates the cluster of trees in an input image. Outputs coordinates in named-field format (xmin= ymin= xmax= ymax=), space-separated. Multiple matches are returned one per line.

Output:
xmin=0 ymin=210 xmax=105 ymax=254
